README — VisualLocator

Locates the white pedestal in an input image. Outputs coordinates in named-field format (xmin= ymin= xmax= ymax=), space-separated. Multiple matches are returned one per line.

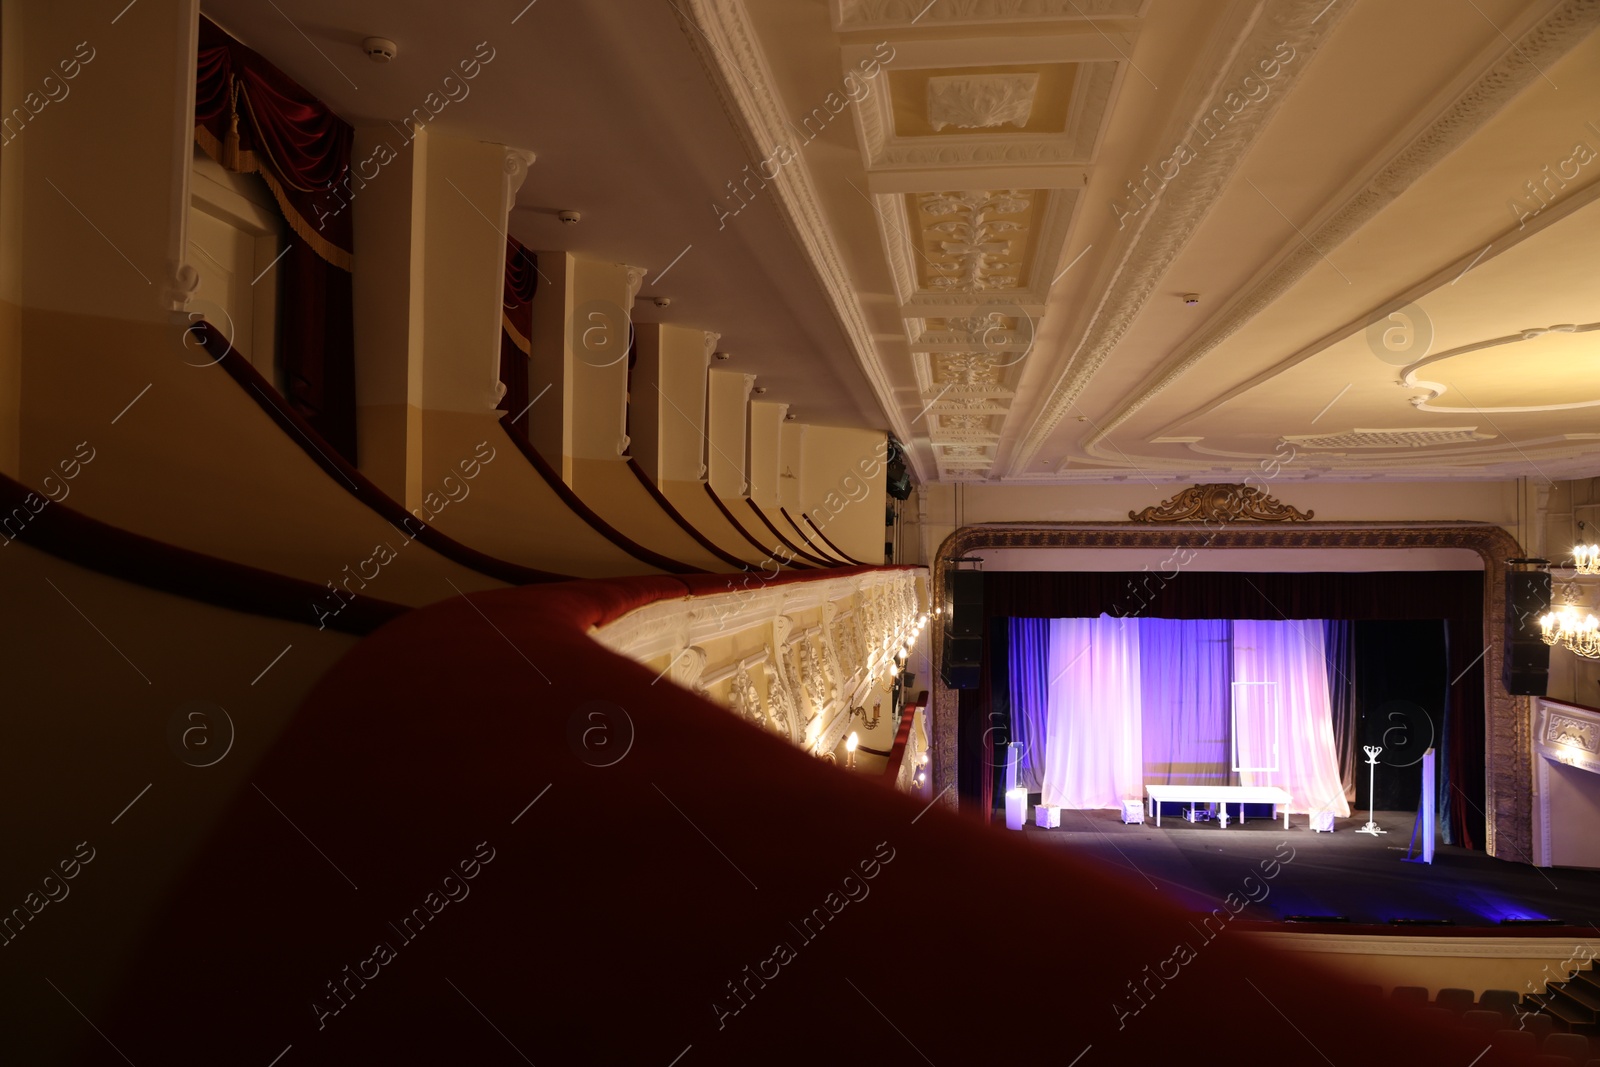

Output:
xmin=1034 ymin=805 xmax=1060 ymax=828
xmin=1004 ymin=789 xmax=1027 ymax=831
xmin=1121 ymin=799 xmax=1145 ymax=825
xmin=1310 ymin=811 xmax=1335 ymax=833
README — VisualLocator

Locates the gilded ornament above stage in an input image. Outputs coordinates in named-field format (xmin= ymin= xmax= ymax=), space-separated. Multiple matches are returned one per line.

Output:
xmin=1128 ymin=483 xmax=1314 ymax=523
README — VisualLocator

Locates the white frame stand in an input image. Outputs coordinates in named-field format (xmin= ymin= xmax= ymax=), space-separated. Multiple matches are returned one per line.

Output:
xmin=1403 ymin=748 xmax=1436 ymax=864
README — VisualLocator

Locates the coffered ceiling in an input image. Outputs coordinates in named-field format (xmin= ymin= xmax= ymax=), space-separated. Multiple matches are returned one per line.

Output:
xmin=679 ymin=0 xmax=1600 ymax=484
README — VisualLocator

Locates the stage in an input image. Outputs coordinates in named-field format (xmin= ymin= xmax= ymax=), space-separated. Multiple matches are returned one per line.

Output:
xmin=1022 ymin=808 xmax=1600 ymax=929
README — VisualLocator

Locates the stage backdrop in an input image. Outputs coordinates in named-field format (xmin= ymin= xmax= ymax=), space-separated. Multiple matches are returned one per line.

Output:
xmin=1020 ymin=618 xmax=1350 ymax=817
xmin=967 ymin=571 xmax=1483 ymax=848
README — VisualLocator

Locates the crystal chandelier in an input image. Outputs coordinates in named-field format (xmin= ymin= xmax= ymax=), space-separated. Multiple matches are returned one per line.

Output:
xmin=1540 ymin=586 xmax=1600 ymax=660
xmin=1574 ymin=543 xmax=1600 ymax=576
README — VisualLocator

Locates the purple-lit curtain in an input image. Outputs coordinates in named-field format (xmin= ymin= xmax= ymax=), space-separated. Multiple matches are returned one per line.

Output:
xmin=1007 ymin=618 xmax=1050 ymax=791
xmin=1041 ymin=617 xmax=1143 ymax=810
xmin=1138 ymin=619 xmax=1233 ymax=787
xmin=1232 ymin=620 xmax=1350 ymax=817
xmin=1323 ymin=619 xmax=1358 ymax=803
xmin=194 ymin=16 xmax=357 ymax=463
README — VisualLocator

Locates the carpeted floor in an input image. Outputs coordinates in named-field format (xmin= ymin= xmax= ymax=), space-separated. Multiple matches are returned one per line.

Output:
xmin=1020 ymin=807 xmax=1600 ymax=928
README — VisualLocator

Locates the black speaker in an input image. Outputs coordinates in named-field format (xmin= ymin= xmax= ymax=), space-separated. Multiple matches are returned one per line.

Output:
xmin=947 ymin=570 xmax=983 ymax=638
xmin=940 ymin=633 xmax=981 ymax=690
xmin=1503 ymin=563 xmax=1550 ymax=696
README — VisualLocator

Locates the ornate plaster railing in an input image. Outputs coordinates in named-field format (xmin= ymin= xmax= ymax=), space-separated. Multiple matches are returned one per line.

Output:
xmin=894 ymin=705 xmax=930 ymax=794
xmin=591 ymin=568 xmax=928 ymax=771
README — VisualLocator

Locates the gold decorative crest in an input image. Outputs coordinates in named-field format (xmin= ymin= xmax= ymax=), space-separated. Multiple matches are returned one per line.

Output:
xmin=1128 ymin=483 xmax=1314 ymax=523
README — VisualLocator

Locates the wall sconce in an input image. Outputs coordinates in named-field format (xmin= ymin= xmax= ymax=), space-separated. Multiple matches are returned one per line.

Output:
xmin=849 ymin=703 xmax=882 ymax=731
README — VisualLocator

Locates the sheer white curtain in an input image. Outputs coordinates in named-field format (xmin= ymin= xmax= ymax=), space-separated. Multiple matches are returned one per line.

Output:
xmin=1041 ymin=616 xmax=1143 ymax=810
xmin=1231 ymin=620 xmax=1350 ymax=817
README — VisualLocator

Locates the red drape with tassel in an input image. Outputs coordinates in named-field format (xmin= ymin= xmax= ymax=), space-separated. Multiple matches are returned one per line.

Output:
xmin=498 ymin=236 xmax=538 ymax=440
xmin=193 ymin=16 xmax=358 ymax=464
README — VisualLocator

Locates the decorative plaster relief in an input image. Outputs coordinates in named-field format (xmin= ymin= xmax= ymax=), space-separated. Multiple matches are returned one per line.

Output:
xmin=927 ymin=73 xmax=1040 ymax=131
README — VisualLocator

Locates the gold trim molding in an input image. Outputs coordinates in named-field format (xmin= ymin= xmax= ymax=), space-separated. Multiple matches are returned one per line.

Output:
xmin=928 ymin=521 xmax=1529 ymax=862
xmin=1129 ymin=483 xmax=1313 ymax=523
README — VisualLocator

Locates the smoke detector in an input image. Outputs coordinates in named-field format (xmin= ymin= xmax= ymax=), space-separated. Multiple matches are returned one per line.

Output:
xmin=557 ymin=210 xmax=581 ymax=225
xmin=362 ymin=37 xmax=397 ymax=63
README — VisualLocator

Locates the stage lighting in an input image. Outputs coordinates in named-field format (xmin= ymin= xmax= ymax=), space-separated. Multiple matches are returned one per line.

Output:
xmin=1499 ymin=918 xmax=1564 ymax=926
xmin=1285 ymin=915 xmax=1350 ymax=924
xmin=1387 ymin=918 xmax=1454 ymax=926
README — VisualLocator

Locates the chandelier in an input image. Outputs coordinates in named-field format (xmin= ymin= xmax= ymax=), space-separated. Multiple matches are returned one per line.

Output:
xmin=1574 ymin=543 xmax=1600 ymax=576
xmin=1540 ymin=586 xmax=1600 ymax=660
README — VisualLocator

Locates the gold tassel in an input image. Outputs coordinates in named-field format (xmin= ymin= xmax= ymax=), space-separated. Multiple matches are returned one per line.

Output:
xmin=222 ymin=78 xmax=241 ymax=170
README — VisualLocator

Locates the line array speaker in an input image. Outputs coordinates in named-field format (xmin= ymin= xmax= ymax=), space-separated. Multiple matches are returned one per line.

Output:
xmin=941 ymin=570 xmax=983 ymax=690
xmin=1503 ymin=562 xmax=1550 ymax=697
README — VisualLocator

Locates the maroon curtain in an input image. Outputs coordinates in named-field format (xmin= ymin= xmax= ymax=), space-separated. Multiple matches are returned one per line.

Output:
xmin=498 ymin=237 xmax=538 ymax=439
xmin=194 ymin=16 xmax=358 ymax=463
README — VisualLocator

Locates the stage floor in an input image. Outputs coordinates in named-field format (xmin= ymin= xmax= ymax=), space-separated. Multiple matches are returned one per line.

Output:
xmin=1023 ymin=808 xmax=1600 ymax=928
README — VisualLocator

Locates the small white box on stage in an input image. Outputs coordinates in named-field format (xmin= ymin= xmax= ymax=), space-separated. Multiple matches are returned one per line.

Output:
xmin=1035 ymin=805 xmax=1060 ymax=829
xmin=1121 ymin=799 xmax=1144 ymax=825
xmin=1310 ymin=811 xmax=1335 ymax=833
xmin=1005 ymin=788 xmax=1027 ymax=831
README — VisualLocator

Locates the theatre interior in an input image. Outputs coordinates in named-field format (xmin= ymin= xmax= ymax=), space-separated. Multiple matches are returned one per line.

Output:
xmin=5 ymin=0 xmax=1600 ymax=1063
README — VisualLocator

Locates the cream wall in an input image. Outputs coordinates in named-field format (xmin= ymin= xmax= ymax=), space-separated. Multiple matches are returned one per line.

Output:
xmin=798 ymin=424 xmax=887 ymax=564
xmin=707 ymin=368 xmax=753 ymax=499
xmin=351 ymin=123 xmax=426 ymax=506
xmin=419 ymin=131 xmax=509 ymax=417
xmin=749 ymin=399 xmax=786 ymax=509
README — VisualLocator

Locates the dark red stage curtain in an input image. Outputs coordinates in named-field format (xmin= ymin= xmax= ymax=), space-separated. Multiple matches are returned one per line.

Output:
xmin=981 ymin=570 xmax=1487 ymax=848
xmin=498 ymin=237 xmax=538 ymax=439
xmin=194 ymin=16 xmax=358 ymax=463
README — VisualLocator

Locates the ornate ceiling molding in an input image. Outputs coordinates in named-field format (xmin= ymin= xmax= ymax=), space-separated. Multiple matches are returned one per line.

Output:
xmin=1128 ymin=482 xmax=1313 ymax=522
xmin=1402 ymin=321 xmax=1600 ymax=414
xmin=1283 ymin=427 xmax=1497 ymax=450
xmin=880 ymin=187 xmax=1078 ymax=311
xmin=1009 ymin=0 xmax=1350 ymax=474
xmin=927 ymin=73 xmax=1040 ymax=131
xmin=832 ymin=0 xmax=1147 ymax=32
xmin=850 ymin=51 xmax=1116 ymax=171
xmin=670 ymin=0 xmax=927 ymax=481
xmin=1065 ymin=0 xmax=1600 ymax=474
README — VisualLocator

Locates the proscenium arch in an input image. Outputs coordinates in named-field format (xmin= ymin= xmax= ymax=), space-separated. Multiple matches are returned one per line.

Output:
xmin=929 ymin=521 xmax=1530 ymax=862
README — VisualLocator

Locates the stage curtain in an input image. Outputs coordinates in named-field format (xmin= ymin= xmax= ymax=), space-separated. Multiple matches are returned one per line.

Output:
xmin=1324 ymin=619 xmax=1358 ymax=803
xmin=194 ymin=16 xmax=358 ymax=462
xmin=1041 ymin=617 xmax=1143 ymax=810
xmin=1232 ymin=620 xmax=1350 ymax=817
xmin=1007 ymin=618 xmax=1051 ymax=792
xmin=982 ymin=570 xmax=1483 ymax=847
xmin=1137 ymin=619 xmax=1232 ymax=787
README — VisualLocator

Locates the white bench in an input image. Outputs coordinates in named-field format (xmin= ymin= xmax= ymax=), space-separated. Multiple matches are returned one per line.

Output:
xmin=1145 ymin=784 xmax=1292 ymax=829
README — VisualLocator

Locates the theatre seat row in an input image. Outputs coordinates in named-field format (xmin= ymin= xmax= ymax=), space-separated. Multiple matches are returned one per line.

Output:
xmin=1379 ymin=985 xmax=1600 ymax=1063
